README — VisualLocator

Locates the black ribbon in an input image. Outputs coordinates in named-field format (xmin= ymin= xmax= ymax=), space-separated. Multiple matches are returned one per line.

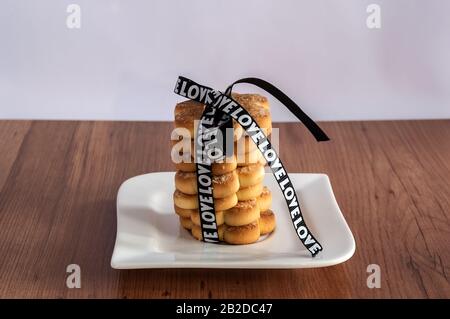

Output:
xmin=174 ymin=76 xmax=329 ymax=256
xmin=226 ymin=78 xmax=329 ymax=142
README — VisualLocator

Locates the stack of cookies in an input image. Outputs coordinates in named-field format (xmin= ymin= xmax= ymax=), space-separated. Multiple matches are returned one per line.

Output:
xmin=172 ymin=100 xmax=241 ymax=241
xmin=172 ymin=94 xmax=276 ymax=244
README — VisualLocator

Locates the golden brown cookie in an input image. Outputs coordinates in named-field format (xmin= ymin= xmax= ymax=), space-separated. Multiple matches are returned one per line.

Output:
xmin=211 ymin=155 xmax=238 ymax=175
xmin=237 ymin=164 xmax=265 ymax=188
xmin=173 ymin=155 xmax=237 ymax=174
xmin=173 ymin=190 xmax=198 ymax=209
xmin=173 ymin=190 xmax=238 ymax=211
xmin=174 ymin=106 xmax=204 ymax=138
xmin=191 ymin=210 xmax=225 ymax=226
xmin=247 ymin=107 xmax=272 ymax=136
xmin=174 ymin=161 xmax=197 ymax=172
xmin=256 ymin=186 xmax=272 ymax=211
xmin=223 ymin=221 xmax=260 ymax=244
xmin=259 ymin=209 xmax=276 ymax=235
xmin=175 ymin=170 xmax=240 ymax=198
xmin=179 ymin=216 xmax=193 ymax=230
xmin=232 ymin=93 xmax=270 ymax=111
xmin=236 ymin=182 xmax=263 ymax=201
xmin=224 ymin=199 xmax=260 ymax=227
xmin=214 ymin=193 xmax=238 ymax=211
xmin=191 ymin=224 xmax=225 ymax=241
xmin=174 ymin=100 xmax=204 ymax=116
xmin=232 ymin=93 xmax=272 ymax=136
xmin=174 ymin=205 xmax=195 ymax=218
xmin=211 ymin=171 xmax=240 ymax=198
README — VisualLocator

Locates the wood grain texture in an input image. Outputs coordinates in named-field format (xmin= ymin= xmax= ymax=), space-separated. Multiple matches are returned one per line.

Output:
xmin=0 ymin=120 xmax=448 ymax=298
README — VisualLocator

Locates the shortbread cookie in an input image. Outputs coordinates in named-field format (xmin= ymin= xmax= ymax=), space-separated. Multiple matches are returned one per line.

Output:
xmin=175 ymin=170 xmax=239 ymax=198
xmin=247 ymin=107 xmax=272 ymax=136
xmin=174 ymin=105 xmax=204 ymax=138
xmin=174 ymin=100 xmax=204 ymax=116
xmin=232 ymin=93 xmax=270 ymax=111
xmin=237 ymin=164 xmax=265 ymax=188
xmin=231 ymin=93 xmax=272 ymax=136
xmin=179 ymin=216 xmax=193 ymax=230
xmin=256 ymin=186 xmax=272 ymax=212
xmin=224 ymin=199 xmax=260 ymax=227
xmin=259 ymin=209 xmax=276 ymax=235
xmin=211 ymin=155 xmax=238 ymax=175
xmin=174 ymin=161 xmax=197 ymax=172
xmin=174 ymin=155 xmax=237 ymax=174
xmin=236 ymin=183 xmax=263 ymax=201
xmin=224 ymin=221 xmax=260 ymax=245
xmin=173 ymin=190 xmax=238 ymax=211
xmin=191 ymin=224 xmax=225 ymax=241
xmin=174 ymin=205 xmax=195 ymax=218
xmin=191 ymin=210 xmax=225 ymax=226
xmin=173 ymin=190 xmax=198 ymax=209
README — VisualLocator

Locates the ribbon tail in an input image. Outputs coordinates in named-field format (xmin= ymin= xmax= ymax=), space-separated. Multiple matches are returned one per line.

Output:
xmin=226 ymin=78 xmax=330 ymax=142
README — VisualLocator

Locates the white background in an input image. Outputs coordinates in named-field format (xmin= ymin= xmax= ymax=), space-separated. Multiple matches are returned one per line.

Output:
xmin=0 ymin=0 xmax=449 ymax=121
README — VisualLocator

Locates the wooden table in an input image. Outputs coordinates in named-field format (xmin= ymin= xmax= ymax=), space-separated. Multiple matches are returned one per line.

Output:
xmin=0 ymin=120 xmax=449 ymax=298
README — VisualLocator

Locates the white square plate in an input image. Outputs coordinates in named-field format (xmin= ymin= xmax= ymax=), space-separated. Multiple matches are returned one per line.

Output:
xmin=111 ymin=172 xmax=355 ymax=269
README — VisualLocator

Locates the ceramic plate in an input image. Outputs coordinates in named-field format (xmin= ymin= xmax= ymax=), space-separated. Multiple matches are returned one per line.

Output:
xmin=111 ymin=172 xmax=355 ymax=269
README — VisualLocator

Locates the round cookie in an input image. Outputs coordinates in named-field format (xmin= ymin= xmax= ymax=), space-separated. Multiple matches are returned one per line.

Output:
xmin=224 ymin=199 xmax=260 ymax=227
xmin=237 ymin=164 xmax=265 ymax=188
xmin=174 ymin=170 xmax=209 ymax=195
xmin=214 ymin=193 xmax=238 ymax=211
xmin=211 ymin=155 xmax=237 ymax=175
xmin=224 ymin=221 xmax=260 ymax=245
xmin=211 ymin=171 xmax=240 ymax=198
xmin=256 ymin=186 xmax=272 ymax=211
xmin=174 ymin=106 xmax=204 ymax=139
xmin=173 ymin=190 xmax=198 ymax=209
xmin=175 ymin=170 xmax=240 ymax=198
xmin=247 ymin=106 xmax=272 ymax=136
xmin=231 ymin=93 xmax=272 ymax=136
xmin=191 ymin=224 xmax=225 ymax=241
xmin=236 ymin=183 xmax=263 ymax=201
xmin=174 ymin=100 xmax=204 ymax=116
xmin=232 ymin=93 xmax=270 ymax=111
xmin=175 ymin=161 xmax=196 ymax=172
xmin=174 ymin=205 xmax=195 ymax=218
xmin=191 ymin=210 xmax=225 ymax=226
xmin=173 ymin=190 xmax=238 ymax=211
xmin=174 ymin=155 xmax=237 ymax=174
xmin=179 ymin=216 xmax=193 ymax=230
xmin=259 ymin=209 xmax=276 ymax=235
